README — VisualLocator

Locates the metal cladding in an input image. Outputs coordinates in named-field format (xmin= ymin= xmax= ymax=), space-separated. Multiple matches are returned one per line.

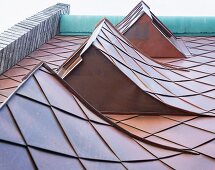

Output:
xmin=116 ymin=1 xmax=189 ymax=58
xmin=0 ymin=63 xmax=199 ymax=170
xmin=0 ymin=1 xmax=215 ymax=169
xmin=103 ymin=113 xmax=215 ymax=169
xmin=0 ymin=3 xmax=70 ymax=75
xmin=0 ymin=36 xmax=87 ymax=105
xmin=58 ymin=18 xmax=215 ymax=169
xmin=61 ymin=19 xmax=215 ymax=116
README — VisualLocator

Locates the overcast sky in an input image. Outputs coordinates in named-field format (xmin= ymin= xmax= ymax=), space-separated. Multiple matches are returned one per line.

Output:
xmin=0 ymin=0 xmax=215 ymax=33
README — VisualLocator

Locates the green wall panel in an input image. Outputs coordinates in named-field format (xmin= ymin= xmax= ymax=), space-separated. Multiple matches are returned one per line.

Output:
xmin=160 ymin=16 xmax=215 ymax=36
xmin=60 ymin=15 xmax=124 ymax=35
xmin=59 ymin=15 xmax=215 ymax=36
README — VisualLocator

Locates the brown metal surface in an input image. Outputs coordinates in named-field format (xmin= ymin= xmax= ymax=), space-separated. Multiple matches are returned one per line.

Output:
xmin=104 ymin=113 xmax=215 ymax=150
xmin=56 ymin=20 xmax=215 ymax=168
xmin=123 ymin=14 xmax=185 ymax=58
xmin=1 ymin=63 xmax=200 ymax=170
xmin=64 ymin=45 xmax=190 ymax=115
xmin=116 ymin=1 xmax=187 ymax=58
xmin=0 ymin=36 xmax=87 ymax=106
xmin=62 ymin=19 xmax=215 ymax=116
xmin=0 ymin=2 xmax=215 ymax=168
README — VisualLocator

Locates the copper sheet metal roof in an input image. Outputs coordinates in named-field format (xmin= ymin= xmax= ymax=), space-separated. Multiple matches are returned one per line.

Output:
xmin=58 ymin=19 xmax=215 ymax=168
xmin=60 ymin=19 xmax=215 ymax=116
xmin=116 ymin=1 xmax=189 ymax=58
xmin=104 ymin=114 xmax=215 ymax=160
xmin=0 ymin=2 xmax=215 ymax=169
xmin=0 ymin=62 xmax=201 ymax=170
xmin=0 ymin=36 xmax=87 ymax=106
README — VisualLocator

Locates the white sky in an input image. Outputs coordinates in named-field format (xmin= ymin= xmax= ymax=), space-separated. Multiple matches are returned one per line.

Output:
xmin=0 ymin=0 xmax=215 ymax=33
